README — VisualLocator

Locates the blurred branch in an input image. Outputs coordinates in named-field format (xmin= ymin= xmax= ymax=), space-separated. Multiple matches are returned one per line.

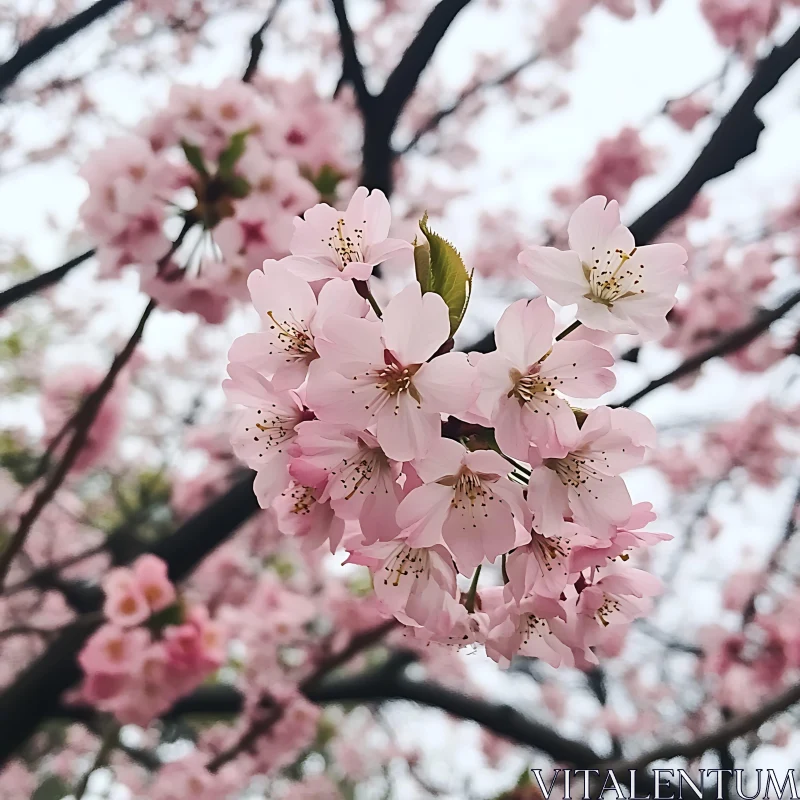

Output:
xmin=0 ymin=249 xmax=94 ymax=313
xmin=741 ymin=478 xmax=800 ymax=625
xmin=331 ymin=0 xmax=371 ymax=110
xmin=462 ymin=24 xmax=800 ymax=355
xmin=361 ymin=0 xmax=474 ymax=193
xmin=399 ymin=51 xmax=539 ymax=154
xmin=0 ymin=0 xmax=129 ymax=95
xmin=615 ymin=288 xmax=800 ymax=408
xmin=604 ymin=680 xmax=800 ymax=773
xmin=629 ymin=23 xmax=800 ymax=245
xmin=0 ymin=299 xmax=156 ymax=590
xmin=0 ymin=473 xmax=259 ymax=766
xmin=242 ymin=0 xmax=286 ymax=83
xmin=205 ymin=619 xmax=398 ymax=771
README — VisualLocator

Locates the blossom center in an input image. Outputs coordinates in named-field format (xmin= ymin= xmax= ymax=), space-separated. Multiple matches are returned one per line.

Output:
xmin=243 ymin=407 xmax=299 ymax=455
xmin=337 ymin=442 xmax=387 ymax=500
xmin=438 ymin=467 xmax=497 ymax=510
xmin=382 ymin=545 xmax=429 ymax=587
xmin=595 ymin=593 xmax=622 ymax=627
xmin=266 ymin=310 xmax=315 ymax=360
xmin=508 ymin=364 xmax=554 ymax=405
xmin=584 ymin=246 xmax=645 ymax=306
xmin=544 ymin=452 xmax=606 ymax=499
xmin=374 ymin=357 xmax=422 ymax=405
xmin=328 ymin=218 xmax=364 ymax=269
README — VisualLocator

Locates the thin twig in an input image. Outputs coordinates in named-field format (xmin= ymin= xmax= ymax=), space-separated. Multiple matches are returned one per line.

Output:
xmin=242 ymin=0 xmax=286 ymax=83
xmin=0 ymin=249 xmax=94 ymax=313
xmin=400 ymin=50 xmax=539 ymax=154
xmin=615 ymin=288 xmax=800 ymax=408
xmin=206 ymin=619 xmax=397 ymax=771
xmin=603 ymin=680 xmax=800 ymax=772
xmin=0 ymin=0 xmax=129 ymax=95
xmin=0 ymin=300 xmax=156 ymax=589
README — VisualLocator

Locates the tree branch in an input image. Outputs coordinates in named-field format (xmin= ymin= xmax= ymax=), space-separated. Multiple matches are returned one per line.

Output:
xmin=604 ymin=680 xmax=800 ymax=772
xmin=399 ymin=51 xmax=539 ymax=154
xmin=361 ymin=0 xmax=474 ymax=193
xmin=0 ymin=0 xmax=129 ymax=96
xmin=628 ymin=23 xmax=800 ymax=245
xmin=614 ymin=287 xmax=800 ymax=408
xmin=330 ymin=0 xmax=371 ymax=111
xmin=462 ymin=24 xmax=800 ymax=355
xmin=0 ymin=299 xmax=156 ymax=589
xmin=0 ymin=249 xmax=94 ymax=313
xmin=242 ymin=0 xmax=286 ymax=83
xmin=205 ymin=620 xmax=398 ymax=771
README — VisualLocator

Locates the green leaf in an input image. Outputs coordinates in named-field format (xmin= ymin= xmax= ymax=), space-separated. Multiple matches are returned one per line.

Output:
xmin=418 ymin=213 xmax=472 ymax=336
xmin=32 ymin=776 xmax=71 ymax=800
xmin=225 ymin=175 xmax=251 ymax=199
xmin=413 ymin=235 xmax=432 ymax=293
xmin=180 ymin=139 xmax=208 ymax=177
xmin=217 ymin=129 xmax=251 ymax=177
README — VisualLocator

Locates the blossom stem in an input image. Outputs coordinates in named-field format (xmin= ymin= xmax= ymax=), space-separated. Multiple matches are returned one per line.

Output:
xmin=465 ymin=565 xmax=482 ymax=613
xmin=354 ymin=279 xmax=383 ymax=318
xmin=501 ymin=554 xmax=509 ymax=584
xmin=555 ymin=319 xmax=581 ymax=341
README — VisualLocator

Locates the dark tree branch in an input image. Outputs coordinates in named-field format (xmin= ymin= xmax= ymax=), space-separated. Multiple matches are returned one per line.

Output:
xmin=242 ymin=0 xmax=286 ymax=83
xmin=360 ymin=0 xmax=474 ymax=194
xmin=628 ymin=24 xmax=800 ymax=244
xmin=0 ymin=249 xmax=94 ymax=313
xmin=615 ymin=287 xmax=800 ymax=408
xmin=462 ymin=24 xmax=800 ymax=355
xmin=379 ymin=0 xmax=472 ymax=124
xmin=0 ymin=0 xmax=129 ymax=96
xmin=330 ymin=0 xmax=372 ymax=111
xmin=399 ymin=51 xmax=539 ymax=154
xmin=605 ymin=680 xmax=800 ymax=772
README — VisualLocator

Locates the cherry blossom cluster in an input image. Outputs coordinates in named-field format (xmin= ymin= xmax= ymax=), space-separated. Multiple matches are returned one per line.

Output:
xmin=224 ymin=189 xmax=687 ymax=667
xmin=78 ymin=76 xmax=354 ymax=322
xmin=77 ymin=555 xmax=225 ymax=726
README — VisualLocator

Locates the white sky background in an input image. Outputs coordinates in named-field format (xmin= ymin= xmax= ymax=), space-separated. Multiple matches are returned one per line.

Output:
xmin=2 ymin=0 xmax=800 ymax=797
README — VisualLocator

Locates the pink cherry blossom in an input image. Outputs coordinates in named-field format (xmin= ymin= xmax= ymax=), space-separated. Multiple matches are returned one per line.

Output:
xmin=283 ymin=186 xmax=412 ymax=281
xmin=519 ymin=196 xmax=688 ymax=339
xmin=228 ymin=265 xmax=367 ymax=391
xmin=348 ymin=540 xmax=458 ymax=627
xmin=667 ymin=95 xmax=711 ymax=131
xmin=568 ymin=502 xmax=672 ymax=573
xmin=476 ymin=296 xmax=615 ymax=458
xmin=223 ymin=364 xmax=308 ymax=505
xmin=576 ymin=564 xmax=663 ymax=640
xmin=291 ymin=421 xmax=403 ymax=543
xmin=396 ymin=438 xmax=529 ymax=573
xmin=485 ymin=592 xmax=575 ymax=668
xmin=79 ymin=625 xmax=151 ymax=675
xmin=103 ymin=567 xmax=151 ymax=627
xmin=306 ymin=283 xmax=478 ymax=460
xmin=131 ymin=554 xmax=176 ymax=613
xmin=526 ymin=405 xmax=655 ymax=535
xmin=273 ymin=480 xmax=347 ymax=553
xmin=505 ymin=524 xmax=582 ymax=601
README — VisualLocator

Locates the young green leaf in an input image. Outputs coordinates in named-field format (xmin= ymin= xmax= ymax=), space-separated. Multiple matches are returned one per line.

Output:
xmin=413 ymin=234 xmax=432 ymax=293
xmin=180 ymin=139 xmax=208 ymax=177
xmin=217 ymin=129 xmax=251 ymax=177
xmin=418 ymin=213 xmax=471 ymax=336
